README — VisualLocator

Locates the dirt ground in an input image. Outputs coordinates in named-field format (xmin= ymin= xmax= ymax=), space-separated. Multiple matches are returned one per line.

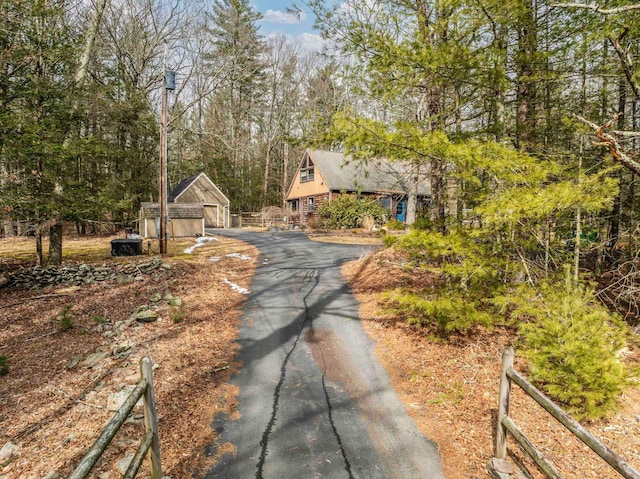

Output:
xmin=0 ymin=233 xmax=257 ymax=479
xmin=1 ymin=232 xmax=639 ymax=479
xmin=342 ymin=247 xmax=640 ymax=479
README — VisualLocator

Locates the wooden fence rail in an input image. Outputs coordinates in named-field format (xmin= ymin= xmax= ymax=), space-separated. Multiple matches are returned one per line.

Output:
xmin=489 ymin=348 xmax=640 ymax=479
xmin=69 ymin=357 xmax=162 ymax=479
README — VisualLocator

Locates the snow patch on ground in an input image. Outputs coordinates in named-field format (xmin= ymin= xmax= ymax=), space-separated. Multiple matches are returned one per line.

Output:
xmin=225 ymin=253 xmax=252 ymax=261
xmin=224 ymin=279 xmax=250 ymax=295
xmin=208 ymin=257 xmax=221 ymax=263
xmin=183 ymin=236 xmax=218 ymax=254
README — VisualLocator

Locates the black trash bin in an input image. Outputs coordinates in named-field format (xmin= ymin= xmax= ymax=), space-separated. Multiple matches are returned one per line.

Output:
xmin=111 ymin=238 xmax=143 ymax=256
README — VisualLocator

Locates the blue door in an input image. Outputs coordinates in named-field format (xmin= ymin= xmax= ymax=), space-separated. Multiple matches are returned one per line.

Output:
xmin=396 ymin=200 xmax=406 ymax=222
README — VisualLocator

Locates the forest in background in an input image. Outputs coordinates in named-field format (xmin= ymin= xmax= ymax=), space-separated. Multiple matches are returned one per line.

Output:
xmin=0 ymin=0 xmax=341 ymax=245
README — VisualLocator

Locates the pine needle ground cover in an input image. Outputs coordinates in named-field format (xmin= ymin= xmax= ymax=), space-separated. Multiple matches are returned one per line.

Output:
xmin=0 ymin=233 xmax=257 ymax=479
xmin=342 ymin=247 xmax=640 ymax=479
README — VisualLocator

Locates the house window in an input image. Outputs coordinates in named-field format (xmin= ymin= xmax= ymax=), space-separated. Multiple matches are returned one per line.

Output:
xmin=300 ymin=156 xmax=315 ymax=183
xmin=308 ymin=197 xmax=314 ymax=212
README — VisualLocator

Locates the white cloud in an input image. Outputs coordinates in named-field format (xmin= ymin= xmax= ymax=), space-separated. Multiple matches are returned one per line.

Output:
xmin=265 ymin=32 xmax=325 ymax=53
xmin=263 ymin=9 xmax=307 ymax=24
xmin=294 ymin=32 xmax=326 ymax=53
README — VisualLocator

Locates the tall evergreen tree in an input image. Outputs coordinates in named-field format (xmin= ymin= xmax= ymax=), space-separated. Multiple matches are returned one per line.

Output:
xmin=203 ymin=0 xmax=265 ymax=211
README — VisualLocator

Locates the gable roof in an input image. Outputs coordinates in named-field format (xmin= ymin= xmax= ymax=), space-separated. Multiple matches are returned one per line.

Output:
xmin=168 ymin=172 xmax=230 ymax=205
xmin=301 ymin=149 xmax=431 ymax=196
xmin=169 ymin=174 xmax=199 ymax=202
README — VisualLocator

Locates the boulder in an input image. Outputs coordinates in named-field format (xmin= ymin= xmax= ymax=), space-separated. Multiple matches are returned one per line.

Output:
xmin=66 ymin=357 xmax=80 ymax=370
xmin=112 ymin=340 xmax=136 ymax=356
xmin=114 ymin=453 xmax=136 ymax=475
xmin=80 ymin=350 xmax=110 ymax=368
xmin=0 ymin=442 xmax=18 ymax=466
xmin=107 ymin=386 xmax=142 ymax=412
xmin=135 ymin=310 xmax=158 ymax=323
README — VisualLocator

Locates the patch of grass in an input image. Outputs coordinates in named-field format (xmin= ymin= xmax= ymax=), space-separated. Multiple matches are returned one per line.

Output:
xmin=170 ymin=305 xmax=185 ymax=324
xmin=0 ymin=355 xmax=9 ymax=376
xmin=92 ymin=315 xmax=108 ymax=324
xmin=426 ymin=381 xmax=465 ymax=406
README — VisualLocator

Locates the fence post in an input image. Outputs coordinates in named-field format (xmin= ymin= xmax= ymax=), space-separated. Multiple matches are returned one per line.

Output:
xmin=495 ymin=347 xmax=514 ymax=460
xmin=140 ymin=357 xmax=162 ymax=479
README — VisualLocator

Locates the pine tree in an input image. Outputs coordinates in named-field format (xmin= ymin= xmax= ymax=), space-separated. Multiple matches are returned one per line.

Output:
xmin=204 ymin=0 xmax=265 ymax=212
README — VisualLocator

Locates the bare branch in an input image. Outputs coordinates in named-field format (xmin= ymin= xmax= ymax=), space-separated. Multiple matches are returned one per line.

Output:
xmin=608 ymin=29 xmax=640 ymax=100
xmin=611 ymin=130 xmax=640 ymax=138
xmin=574 ymin=114 xmax=640 ymax=176
xmin=553 ymin=3 xmax=640 ymax=15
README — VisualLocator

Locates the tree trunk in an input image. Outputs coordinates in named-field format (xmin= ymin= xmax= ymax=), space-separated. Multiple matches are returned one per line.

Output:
xmin=36 ymin=225 xmax=44 ymax=266
xmin=406 ymin=172 xmax=418 ymax=226
xmin=262 ymin=140 xmax=271 ymax=208
xmin=515 ymin=0 xmax=538 ymax=150
xmin=49 ymin=222 xmax=63 ymax=265
xmin=607 ymin=75 xmax=627 ymax=258
xmin=282 ymin=142 xmax=289 ymax=208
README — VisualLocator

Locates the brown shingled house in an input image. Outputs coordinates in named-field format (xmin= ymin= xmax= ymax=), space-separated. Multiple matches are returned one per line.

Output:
xmin=285 ymin=149 xmax=430 ymax=225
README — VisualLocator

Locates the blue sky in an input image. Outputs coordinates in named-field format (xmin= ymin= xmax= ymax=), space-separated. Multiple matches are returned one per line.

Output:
xmin=251 ymin=1 xmax=326 ymax=52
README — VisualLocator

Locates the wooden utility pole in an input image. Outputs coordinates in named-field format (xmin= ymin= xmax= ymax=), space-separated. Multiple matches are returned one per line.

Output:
xmin=159 ymin=76 xmax=168 ymax=254
xmin=159 ymin=45 xmax=169 ymax=255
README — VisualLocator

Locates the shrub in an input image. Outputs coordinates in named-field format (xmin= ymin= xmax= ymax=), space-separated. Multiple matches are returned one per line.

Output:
xmin=411 ymin=216 xmax=433 ymax=230
xmin=384 ymin=290 xmax=495 ymax=336
xmin=384 ymin=219 xmax=405 ymax=231
xmin=0 ymin=355 xmax=8 ymax=376
xmin=57 ymin=305 xmax=74 ymax=332
xmin=317 ymin=194 xmax=386 ymax=229
xmin=383 ymin=234 xmax=399 ymax=248
xmin=513 ymin=276 xmax=631 ymax=419
xmin=390 ymin=230 xmax=498 ymax=289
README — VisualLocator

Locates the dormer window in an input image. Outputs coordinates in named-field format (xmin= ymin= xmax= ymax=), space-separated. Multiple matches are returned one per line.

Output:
xmin=300 ymin=155 xmax=315 ymax=183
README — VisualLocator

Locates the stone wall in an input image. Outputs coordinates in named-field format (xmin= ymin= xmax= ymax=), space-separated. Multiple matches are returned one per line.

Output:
xmin=3 ymin=258 xmax=171 ymax=290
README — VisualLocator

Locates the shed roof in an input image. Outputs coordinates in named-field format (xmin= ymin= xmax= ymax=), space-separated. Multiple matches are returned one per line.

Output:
xmin=305 ymin=149 xmax=431 ymax=196
xmin=140 ymin=202 xmax=204 ymax=219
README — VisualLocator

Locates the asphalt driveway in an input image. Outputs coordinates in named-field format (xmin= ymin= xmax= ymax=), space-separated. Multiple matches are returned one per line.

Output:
xmin=203 ymin=229 xmax=444 ymax=479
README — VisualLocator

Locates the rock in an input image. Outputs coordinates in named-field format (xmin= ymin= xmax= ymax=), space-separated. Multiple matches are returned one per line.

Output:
xmin=112 ymin=340 xmax=136 ymax=356
xmin=0 ymin=442 xmax=18 ymax=466
xmin=136 ymin=305 xmax=150 ymax=313
xmin=97 ymin=473 xmax=110 ymax=479
xmin=41 ymin=472 xmax=60 ymax=479
xmin=135 ymin=310 xmax=158 ymax=323
xmin=161 ymin=263 xmax=171 ymax=270
xmin=0 ymin=277 xmax=8 ymax=288
xmin=134 ymin=275 xmax=145 ymax=282
xmin=66 ymin=357 xmax=80 ymax=370
xmin=80 ymin=350 xmax=110 ymax=368
xmin=163 ymin=293 xmax=174 ymax=301
xmin=115 ymin=274 xmax=133 ymax=285
xmin=107 ymin=386 xmax=142 ymax=412
xmin=125 ymin=413 xmax=144 ymax=425
xmin=149 ymin=293 xmax=162 ymax=303
xmin=114 ymin=454 xmax=136 ymax=475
